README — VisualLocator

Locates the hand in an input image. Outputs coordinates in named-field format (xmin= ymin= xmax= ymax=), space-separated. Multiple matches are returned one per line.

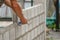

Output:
xmin=20 ymin=17 xmax=27 ymax=24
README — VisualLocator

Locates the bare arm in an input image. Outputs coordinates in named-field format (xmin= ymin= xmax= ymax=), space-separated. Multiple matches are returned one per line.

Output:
xmin=4 ymin=0 xmax=27 ymax=24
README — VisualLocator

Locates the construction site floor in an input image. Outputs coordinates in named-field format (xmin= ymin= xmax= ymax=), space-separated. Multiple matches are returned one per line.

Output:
xmin=46 ymin=31 xmax=60 ymax=40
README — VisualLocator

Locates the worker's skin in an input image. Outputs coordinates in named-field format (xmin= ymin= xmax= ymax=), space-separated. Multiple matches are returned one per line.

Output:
xmin=4 ymin=0 xmax=27 ymax=24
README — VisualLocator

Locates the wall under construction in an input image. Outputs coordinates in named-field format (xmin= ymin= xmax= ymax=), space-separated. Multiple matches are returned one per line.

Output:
xmin=0 ymin=3 xmax=46 ymax=40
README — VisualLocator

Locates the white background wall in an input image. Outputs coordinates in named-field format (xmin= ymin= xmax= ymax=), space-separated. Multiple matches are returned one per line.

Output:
xmin=0 ymin=4 xmax=12 ymax=17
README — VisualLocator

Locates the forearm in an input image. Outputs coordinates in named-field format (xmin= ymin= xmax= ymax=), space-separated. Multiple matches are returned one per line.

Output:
xmin=11 ymin=1 xmax=24 ymax=19
xmin=4 ymin=0 xmax=27 ymax=24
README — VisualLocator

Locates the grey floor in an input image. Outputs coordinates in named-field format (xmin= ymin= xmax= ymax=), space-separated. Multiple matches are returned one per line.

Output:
xmin=47 ymin=31 xmax=60 ymax=40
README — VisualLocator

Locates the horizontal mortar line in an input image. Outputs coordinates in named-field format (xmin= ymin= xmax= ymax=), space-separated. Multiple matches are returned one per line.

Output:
xmin=27 ymin=14 xmax=45 ymax=25
xmin=0 ymin=20 xmax=45 ymax=34
xmin=16 ymin=22 xmax=45 ymax=40
xmin=33 ymin=31 xmax=45 ymax=40
xmin=28 ymin=12 xmax=45 ymax=21
xmin=27 ymin=21 xmax=45 ymax=31
xmin=0 ymin=23 xmax=17 ymax=34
